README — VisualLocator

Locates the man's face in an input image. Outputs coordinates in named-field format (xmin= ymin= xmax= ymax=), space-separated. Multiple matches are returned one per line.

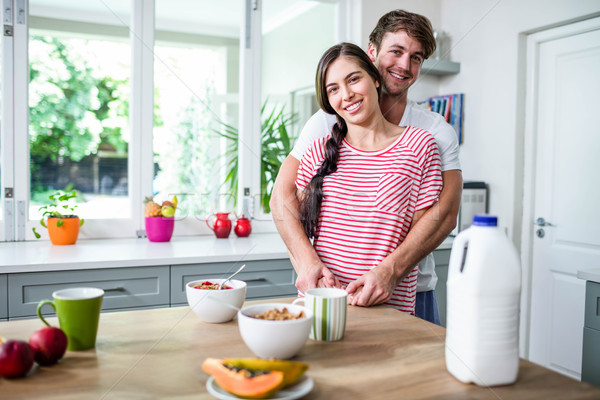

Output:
xmin=368 ymin=30 xmax=425 ymax=98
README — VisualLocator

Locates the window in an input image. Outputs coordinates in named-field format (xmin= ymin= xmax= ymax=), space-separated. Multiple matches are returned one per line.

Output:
xmin=0 ymin=0 xmax=341 ymax=242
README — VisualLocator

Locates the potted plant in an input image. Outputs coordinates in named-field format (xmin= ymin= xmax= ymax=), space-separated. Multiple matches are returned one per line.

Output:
xmin=32 ymin=190 xmax=85 ymax=245
xmin=214 ymin=100 xmax=297 ymax=213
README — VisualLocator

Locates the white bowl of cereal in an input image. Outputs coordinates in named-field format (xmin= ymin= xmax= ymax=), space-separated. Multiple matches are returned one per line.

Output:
xmin=237 ymin=303 xmax=313 ymax=359
xmin=186 ymin=279 xmax=246 ymax=323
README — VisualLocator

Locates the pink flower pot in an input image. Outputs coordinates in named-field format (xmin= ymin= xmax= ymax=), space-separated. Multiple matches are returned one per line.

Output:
xmin=145 ymin=216 xmax=175 ymax=242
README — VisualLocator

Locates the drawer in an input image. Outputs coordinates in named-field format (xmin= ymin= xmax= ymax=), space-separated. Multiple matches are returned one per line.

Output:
xmin=0 ymin=274 xmax=7 ymax=319
xmin=582 ymin=326 xmax=600 ymax=387
xmin=8 ymin=266 xmax=170 ymax=318
xmin=170 ymin=259 xmax=297 ymax=305
xmin=585 ymin=281 xmax=600 ymax=331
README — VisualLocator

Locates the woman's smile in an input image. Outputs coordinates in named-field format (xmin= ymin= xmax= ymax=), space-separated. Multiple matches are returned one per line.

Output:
xmin=345 ymin=100 xmax=363 ymax=114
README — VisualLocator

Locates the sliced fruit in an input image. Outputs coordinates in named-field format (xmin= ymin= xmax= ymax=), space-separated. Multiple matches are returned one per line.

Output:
xmin=202 ymin=358 xmax=284 ymax=399
xmin=222 ymin=358 xmax=308 ymax=387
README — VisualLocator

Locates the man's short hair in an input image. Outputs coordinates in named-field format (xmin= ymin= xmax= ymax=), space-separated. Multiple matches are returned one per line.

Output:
xmin=368 ymin=9 xmax=436 ymax=59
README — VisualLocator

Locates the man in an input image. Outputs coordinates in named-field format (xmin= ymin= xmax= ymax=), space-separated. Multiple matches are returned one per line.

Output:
xmin=270 ymin=10 xmax=462 ymax=325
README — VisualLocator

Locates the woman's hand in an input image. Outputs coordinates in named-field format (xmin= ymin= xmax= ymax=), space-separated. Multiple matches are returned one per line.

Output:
xmin=295 ymin=260 xmax=340 ymax=292
xmin=346 ymin=259 xmax=397 ymax=306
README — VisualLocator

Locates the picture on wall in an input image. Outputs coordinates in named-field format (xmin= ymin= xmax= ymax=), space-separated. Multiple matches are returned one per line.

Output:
xmin=418 ymin=93 xmax=464 ymax=143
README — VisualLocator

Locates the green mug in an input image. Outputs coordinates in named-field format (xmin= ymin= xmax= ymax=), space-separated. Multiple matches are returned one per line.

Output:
xmin=293 ymin=288 xmax=347 ymax=341
xmin=37 ymin=287 xmax=104 ymax=351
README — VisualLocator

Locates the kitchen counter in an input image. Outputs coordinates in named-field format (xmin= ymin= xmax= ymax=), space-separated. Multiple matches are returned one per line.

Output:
xmin=0 ymin=297 xmax=597 ymax=399
xmin=578 ymin=268 xmax=600 ymax=284
xmin=0 ymin=233 xmax=290 ymax=273
xmin=0 ymin=234 xmax=454 ymax=273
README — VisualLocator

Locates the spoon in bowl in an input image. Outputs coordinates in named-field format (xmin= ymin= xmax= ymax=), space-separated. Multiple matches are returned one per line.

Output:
xmin=219 ymin=264 xmax=246 ymax=290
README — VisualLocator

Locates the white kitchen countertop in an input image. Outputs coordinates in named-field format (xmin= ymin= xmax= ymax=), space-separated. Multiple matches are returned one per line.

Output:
xmin=577 ymin=268 xmax=600 ymax=284
xmin=0 ymin=233 xmax=289 ymax=273
xmin=0 ymin=233 xmax=454 ymax=274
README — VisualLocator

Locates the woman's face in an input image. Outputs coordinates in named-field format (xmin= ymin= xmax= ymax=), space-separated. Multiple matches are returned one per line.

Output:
xmin=324 ymin=56 xmax=380 ymax=125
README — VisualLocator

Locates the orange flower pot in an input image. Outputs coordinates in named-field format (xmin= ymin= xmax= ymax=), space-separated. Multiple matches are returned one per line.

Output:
xmin=47 ymin=217 xmax=80 ymax=245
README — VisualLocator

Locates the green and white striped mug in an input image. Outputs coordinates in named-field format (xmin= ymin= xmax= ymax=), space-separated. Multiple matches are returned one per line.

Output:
xmin=293 ymin=288 xmax=347 ymax=341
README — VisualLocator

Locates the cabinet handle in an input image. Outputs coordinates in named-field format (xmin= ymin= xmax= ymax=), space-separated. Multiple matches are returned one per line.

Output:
xmin=104 ymin=287 xmax=126 ymax=293
xmin=244 ymin=278 xmax=267 ymax=283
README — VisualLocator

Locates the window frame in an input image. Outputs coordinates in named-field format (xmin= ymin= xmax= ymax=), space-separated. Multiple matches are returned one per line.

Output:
xmin=0 ymin=0 xmax=347 ymax=242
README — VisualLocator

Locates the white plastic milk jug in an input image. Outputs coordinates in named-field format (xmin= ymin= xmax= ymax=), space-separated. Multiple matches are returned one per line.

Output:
xmin=445 ymin=214 xmax=521 ymax=386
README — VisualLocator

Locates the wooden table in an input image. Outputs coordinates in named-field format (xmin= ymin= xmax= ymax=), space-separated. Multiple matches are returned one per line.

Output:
xmin=1 ymin=298 xmax=598 ymax=399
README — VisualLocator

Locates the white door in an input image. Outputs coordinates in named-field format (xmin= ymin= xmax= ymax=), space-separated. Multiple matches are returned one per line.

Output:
xmin=526 ymin=18 xmax=600 ymax=380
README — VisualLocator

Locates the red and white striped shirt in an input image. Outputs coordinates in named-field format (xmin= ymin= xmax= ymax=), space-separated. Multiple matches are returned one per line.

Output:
xmin=296 ymin=126 xmax=443 ymax=313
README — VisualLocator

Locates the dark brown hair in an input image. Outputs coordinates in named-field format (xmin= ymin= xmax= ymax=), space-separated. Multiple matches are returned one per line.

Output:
xmin=300 ymin=42 xmax=382 ymax=238
xmin=368 ymin=9 xmax=436 ymax=59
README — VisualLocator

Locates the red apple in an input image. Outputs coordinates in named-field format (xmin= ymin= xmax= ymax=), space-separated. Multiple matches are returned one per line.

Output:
xmin=0 ymin=340 xmax=35 ymax=378
xmin=29 ymin=326 xmax=68 ymax=366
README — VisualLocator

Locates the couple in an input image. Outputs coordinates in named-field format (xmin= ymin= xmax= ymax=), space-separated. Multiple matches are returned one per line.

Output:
xmin=271 ymin=10 xmax=462 ymax=325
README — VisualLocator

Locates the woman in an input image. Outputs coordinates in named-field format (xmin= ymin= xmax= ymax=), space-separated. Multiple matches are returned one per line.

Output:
xmin=296 ymin=43 xmax=442 ymax=313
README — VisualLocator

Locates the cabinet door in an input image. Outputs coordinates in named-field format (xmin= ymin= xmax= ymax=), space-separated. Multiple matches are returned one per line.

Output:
xmin=434 ymin=249 xmax=451 ymax=327
xmin=171 ymin=259 xmax=297 ymax=305
xmin=8 ymin=266 xmax=170 ymax=318
xmin=0 ymin=274 xmax=7 ymax=319
xmin=585 ymin=281 xmax=600 ymax=331
xmin=582 ymin=327 xmax=600 ymax=387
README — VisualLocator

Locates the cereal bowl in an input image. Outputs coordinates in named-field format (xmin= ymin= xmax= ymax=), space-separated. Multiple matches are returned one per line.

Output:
xmin=186 ymin=279 xmax=246 ymax=323
xmin=237 ymin=303 xmax=313 ymax=359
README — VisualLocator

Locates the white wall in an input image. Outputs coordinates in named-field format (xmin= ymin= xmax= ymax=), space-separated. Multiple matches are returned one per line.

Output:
xmin=438 ymin=0 xmax=600 ymax=243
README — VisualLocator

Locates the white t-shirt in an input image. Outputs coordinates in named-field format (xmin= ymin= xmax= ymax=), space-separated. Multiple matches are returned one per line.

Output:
xmin=291 ymin=101 xmax=461 ymax=292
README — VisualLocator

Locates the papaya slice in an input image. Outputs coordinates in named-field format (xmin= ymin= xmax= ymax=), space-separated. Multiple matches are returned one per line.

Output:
xmin=202 ymin=358 xmax=284 ymax=399
xmin=222 ymin=358 xmax=309 ymax=387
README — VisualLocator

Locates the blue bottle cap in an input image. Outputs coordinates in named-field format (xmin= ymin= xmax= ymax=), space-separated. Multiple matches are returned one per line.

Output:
xmin=473 ymin=214 xmax=497 ymax=226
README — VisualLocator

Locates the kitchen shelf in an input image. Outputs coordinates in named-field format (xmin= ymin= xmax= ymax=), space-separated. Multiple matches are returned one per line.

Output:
xmin=421 ymin=59 xmax=460 ymax=76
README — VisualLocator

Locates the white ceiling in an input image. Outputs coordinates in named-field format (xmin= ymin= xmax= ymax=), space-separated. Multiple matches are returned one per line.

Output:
xmin=29 ymin=0 xmax=322 ymax=38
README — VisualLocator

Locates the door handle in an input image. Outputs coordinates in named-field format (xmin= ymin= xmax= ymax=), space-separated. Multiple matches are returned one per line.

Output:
xmin=534 ymin=217 xmax=555 ymax=227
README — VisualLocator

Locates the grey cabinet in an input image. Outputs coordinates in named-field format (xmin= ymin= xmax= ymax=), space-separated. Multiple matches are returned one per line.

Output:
xmin=433 ymin=248 xmax=451 ymax=327
xmin=0 ymin=274 xmax=7 ymax=320
xmin=582 ymin=281 xmax=600 ymax=386
xmin=8 ymin=266 xmax=170 ymax=318
xmin=171 ymin=259 xmax=297 ymax=305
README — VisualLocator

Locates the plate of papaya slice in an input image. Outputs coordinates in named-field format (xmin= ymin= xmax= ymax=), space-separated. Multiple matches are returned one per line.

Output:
xmin=203 ymin=358 xmax=313 ymax=399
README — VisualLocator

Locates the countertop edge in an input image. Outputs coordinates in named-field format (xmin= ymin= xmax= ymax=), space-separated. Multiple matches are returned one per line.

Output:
xmin=0 ymin=234 xmax=454 ymax=274
xmin=577 ymin=268 xmax=600 ymax=283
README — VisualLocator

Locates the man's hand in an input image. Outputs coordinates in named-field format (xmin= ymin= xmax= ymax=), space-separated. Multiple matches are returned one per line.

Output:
xmin=346 ymin=258 xmax=397 ymax=306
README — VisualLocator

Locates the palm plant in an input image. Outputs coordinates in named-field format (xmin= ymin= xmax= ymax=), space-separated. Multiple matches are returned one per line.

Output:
xmin=214 ymin=100 xmax=297 ymax=213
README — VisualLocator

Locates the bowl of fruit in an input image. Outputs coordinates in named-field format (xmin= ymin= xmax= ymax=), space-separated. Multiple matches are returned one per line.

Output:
xmin=144 ymin=195 xmax=177 ymax=242
xmin=186 ymin=279 xmax=247 ymax=323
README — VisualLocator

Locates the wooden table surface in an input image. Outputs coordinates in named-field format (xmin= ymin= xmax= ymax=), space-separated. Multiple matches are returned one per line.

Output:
xmin=0 ymin=298 xmax=598 ymax=399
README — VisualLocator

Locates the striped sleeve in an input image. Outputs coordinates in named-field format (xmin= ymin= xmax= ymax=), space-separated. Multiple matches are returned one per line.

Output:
xmin=295 ymin=136 xmax=328 ymax=192
xmin=411 ymin=129 xmax=443 ymax=211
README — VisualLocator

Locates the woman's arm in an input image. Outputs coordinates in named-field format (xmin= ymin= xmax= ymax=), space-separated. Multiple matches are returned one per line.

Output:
xmin=346 ymin=169 xmax=462 ymax=306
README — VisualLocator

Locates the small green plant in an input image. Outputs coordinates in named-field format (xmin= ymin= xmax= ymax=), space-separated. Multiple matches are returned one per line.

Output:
xmin=32 ymin=190 xmax=85 ymax=238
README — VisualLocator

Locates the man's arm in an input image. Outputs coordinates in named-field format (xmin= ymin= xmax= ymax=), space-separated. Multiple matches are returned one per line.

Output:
xmin=270 ymin=155 xmax=338 ymax=292
xmin=346 ymin=169 xmax=462 ymax=306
